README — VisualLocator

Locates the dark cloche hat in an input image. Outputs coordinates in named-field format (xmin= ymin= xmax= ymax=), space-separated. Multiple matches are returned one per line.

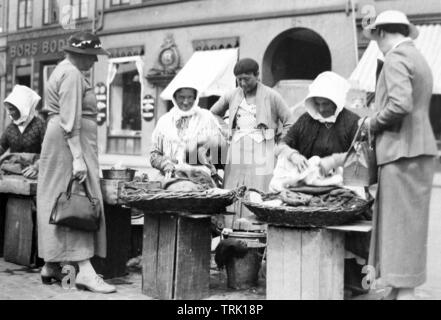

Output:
xmin=63 ymin=31 xmax=110 ymax=56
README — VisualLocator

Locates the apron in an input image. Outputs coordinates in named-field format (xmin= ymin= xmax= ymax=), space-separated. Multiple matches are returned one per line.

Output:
xmin=221 ymin=99 xmax=276 ymax=231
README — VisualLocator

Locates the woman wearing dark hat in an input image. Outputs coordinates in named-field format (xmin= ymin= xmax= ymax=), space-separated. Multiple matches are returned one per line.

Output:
xmin=37 ymin=32 xmax=116 ymax=293
xmin=211 ymin=58 xmax=294 ymax=231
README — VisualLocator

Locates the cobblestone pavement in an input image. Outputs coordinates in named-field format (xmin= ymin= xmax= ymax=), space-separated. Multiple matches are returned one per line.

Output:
xmin=0 ymin=258 xmax=265 ymax=300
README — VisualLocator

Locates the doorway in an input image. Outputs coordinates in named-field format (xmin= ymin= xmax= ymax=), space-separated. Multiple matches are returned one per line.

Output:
xmin=15 ymin=65 xmax=32 ymax=88
xmin=262 ymin=28 xmax=332 ymax=87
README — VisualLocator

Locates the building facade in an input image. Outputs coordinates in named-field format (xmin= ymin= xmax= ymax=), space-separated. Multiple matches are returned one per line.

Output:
xmin=94 ymin=0 xmax=360 ymax=169
xmin=0 ymin=0 xmax=440 ymax=171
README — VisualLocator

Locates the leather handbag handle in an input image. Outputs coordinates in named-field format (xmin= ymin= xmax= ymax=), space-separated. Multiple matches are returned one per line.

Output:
xmin=81 ymin=180 xmax=95 ymax=203
xmin=66 ymin=178 xmax=76 ymax=198
xmin=66 ymin=177 xmax=95 ymax=203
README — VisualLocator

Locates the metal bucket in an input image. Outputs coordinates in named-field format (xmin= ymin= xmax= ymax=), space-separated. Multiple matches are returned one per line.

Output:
xmin=224 ymin=231 xmax=266 ymax=289
xmin=102 ymin=169 xmax=136 ymax=181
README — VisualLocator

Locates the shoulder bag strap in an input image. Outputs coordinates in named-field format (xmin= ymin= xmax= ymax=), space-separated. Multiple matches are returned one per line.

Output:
xmin=347 ymin=117 xmax=369 ymax=152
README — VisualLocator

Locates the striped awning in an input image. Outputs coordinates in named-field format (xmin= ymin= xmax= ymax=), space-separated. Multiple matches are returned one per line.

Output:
xmin=350 ymin=24 xmax=441 ymax=94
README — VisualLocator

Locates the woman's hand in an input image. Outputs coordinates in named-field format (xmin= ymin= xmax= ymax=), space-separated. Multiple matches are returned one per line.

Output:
xmin=163 ymin=162 xmax=175 ymax=179
xmin=288 ymin=151 xmax=309 ymax=173
xmin=73 ymin=157 xmax=87 ymax=183
xmin=22 ymin=165 xmax=38 ymax=179
xmin=319 ymin=156 xmax=335 ymax=176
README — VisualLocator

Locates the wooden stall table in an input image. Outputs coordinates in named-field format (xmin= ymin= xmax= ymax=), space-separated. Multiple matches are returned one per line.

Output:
xmin=0 ymin=175 xmax=37 ymax=266
xmin=120 ymin=185 xmax=241 ymax=300
xmin=92 ymin=179 xmax=160 ymax=279
xmin=266 ymin=220 xmax=372 ymax=300
xmin=142 ymin=210 xmax=212 ymax=300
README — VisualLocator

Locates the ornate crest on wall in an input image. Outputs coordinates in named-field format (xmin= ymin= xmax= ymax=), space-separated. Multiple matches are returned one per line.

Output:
xmin=147 ymin=34 xmax=181 ymax=79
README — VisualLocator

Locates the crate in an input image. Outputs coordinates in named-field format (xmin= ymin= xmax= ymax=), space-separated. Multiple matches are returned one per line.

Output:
xmin=3 ymin=196 xmax=36 ymax=267
xmin=0 ymin=195 xmax=7 ymax=257
xmin=267 ymin=226 xmax=345 ymax=300
xmin=142 ymin=212 xmax=212 ymax=300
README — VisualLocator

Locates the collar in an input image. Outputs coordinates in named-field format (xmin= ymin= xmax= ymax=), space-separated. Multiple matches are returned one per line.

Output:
xmin=386 ymin=37 xmax=413 ymax=56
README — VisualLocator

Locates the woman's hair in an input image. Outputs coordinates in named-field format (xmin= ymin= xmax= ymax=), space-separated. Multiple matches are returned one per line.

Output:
xmin=375 ymin=24 xmax=410 ymax=37
xmin=173 ymin=87 xmax=197 ymax=100
xmin=233 ymin=58 xmax=259 ymax=76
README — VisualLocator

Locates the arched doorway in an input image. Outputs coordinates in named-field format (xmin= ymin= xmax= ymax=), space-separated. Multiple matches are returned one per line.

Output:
xmin=262 ymin=28 xmax=332 ymax=87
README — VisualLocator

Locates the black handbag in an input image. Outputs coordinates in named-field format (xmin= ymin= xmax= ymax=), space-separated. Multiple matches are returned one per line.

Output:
xmin=49 ymin=177 xmax=101 ymax=232
xmin=343 ymin=117 xmax=378 ymax=186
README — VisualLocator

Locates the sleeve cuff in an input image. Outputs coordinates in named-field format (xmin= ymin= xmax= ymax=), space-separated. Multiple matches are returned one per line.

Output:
xmin=369 ymin=114 xmax=381 ymax=133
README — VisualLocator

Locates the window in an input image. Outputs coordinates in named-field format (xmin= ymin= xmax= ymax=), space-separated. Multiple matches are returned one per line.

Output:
xmin=193 ymin=37 xmax=240 ymax=51
xmin=15 ymin=65 xmax=32 ymax=87
xmin=106 ymin=56 xmax=145 ymax=155
xmin=18 ymin=0 xmax=33 ymax=29
xmin=43 ymin=0 xmax=59 ymax=25
xmin=71 ymin=0 xmax=88 ymax=20
xmin=111 ymin=0 xmax=130 ymax=6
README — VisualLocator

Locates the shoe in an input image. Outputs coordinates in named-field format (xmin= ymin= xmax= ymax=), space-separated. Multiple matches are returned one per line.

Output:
xmin=41 ymin=264 xmax=63 ymax=285
xmin=381 ymin=287 xmax=398 ymax=300
xmin=75 ymin=273 xmax=117 ymax=294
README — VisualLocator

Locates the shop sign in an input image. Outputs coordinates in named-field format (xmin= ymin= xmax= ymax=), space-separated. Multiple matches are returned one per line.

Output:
xmin=8 ymin=37 xmax=71 ymax=59
xmin=142 ymin=95 xmax=155 ymax=121
xmin=95 ymin=82 xmax=107 ymax=126
xmin=108 ymin=45 xmax=145 ymax=59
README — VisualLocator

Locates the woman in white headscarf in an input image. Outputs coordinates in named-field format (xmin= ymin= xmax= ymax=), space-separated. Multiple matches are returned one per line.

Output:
xmin=150 ymin=85 xmax=226 ymax=179
xmin=1 ymin=85 xmax=45 ymax=178
xmin=278 ymin=72 xmax=370 ymax=296
xmin=278 ymin=71 xmax=360 ymax=173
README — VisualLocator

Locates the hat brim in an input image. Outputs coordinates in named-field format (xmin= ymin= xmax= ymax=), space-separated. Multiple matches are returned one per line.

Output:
xmin=363 ymin=22 xmax=419 ymax=40
xmin=63 ymin=46 xmax=110 ymax=56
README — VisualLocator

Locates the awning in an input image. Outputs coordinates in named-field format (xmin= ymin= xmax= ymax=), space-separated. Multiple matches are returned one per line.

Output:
xmin=350 ymin=24 xmax=441 ymax=94
xmin=160 ymin=48 xmax=238 ymax=100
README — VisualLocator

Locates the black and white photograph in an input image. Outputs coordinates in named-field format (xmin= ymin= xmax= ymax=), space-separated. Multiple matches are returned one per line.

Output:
xmin=0 ymin=0 xmax=440 ymax=305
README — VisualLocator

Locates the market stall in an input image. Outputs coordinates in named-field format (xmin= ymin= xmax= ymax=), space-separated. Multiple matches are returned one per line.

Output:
xmin=243 ymin=187 xmax=373 ymax=300
xmin=0 ymin=168 xmax=154 ymax=280
xmin=120 ymin=181 xmax=243 ymax=300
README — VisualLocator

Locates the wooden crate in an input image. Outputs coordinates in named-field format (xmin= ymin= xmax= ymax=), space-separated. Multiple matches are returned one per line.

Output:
xmin=142 ymin=212 xmax=211 ymax=300
xmin=267 ymin=226 xmax=345 ymax=300
xmin=0 ymin=195 xmax=8 ymax=257
xmin=3 ymin=196 xmax=36 ymax=267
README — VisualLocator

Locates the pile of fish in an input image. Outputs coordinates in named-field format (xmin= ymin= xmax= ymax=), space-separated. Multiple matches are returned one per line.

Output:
xmin=249 ymin=187 xmax=359 ymax=208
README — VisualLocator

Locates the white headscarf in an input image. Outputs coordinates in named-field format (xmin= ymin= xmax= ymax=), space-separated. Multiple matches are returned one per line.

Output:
xmin=170 ymin=86 xmax=201 ymax=122
xmin=4 ymin=85 xmax=41 ymax=133
xmin=304 ymin=71 xmax=350 ymax=124
xmin=152 ymin=85 xmax=222 ymax=164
